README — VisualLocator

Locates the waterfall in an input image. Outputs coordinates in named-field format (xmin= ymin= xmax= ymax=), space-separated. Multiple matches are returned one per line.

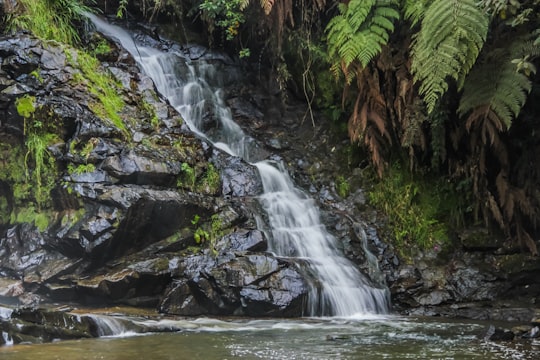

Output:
xmin=84 ymin=314 xmax=135 ymax=337
xmin=87 ymin=14 xmax=390 ymax=316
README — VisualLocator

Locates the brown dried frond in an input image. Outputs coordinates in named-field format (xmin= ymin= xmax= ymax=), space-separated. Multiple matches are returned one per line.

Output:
xmin=514 ymin=188 xmax=536 ymax=219
xmin=365 ymin=127 xmax=387 ymax=178
xmin=517 ymin=223 xmax=538 ymax=256
xmin=487 ymin=191 xmax=505 ymax=229
xmin=348 ymin=97 xmax=368 ymax=142
xmin=466 ymin=107 xmax=505 ymax=145
xmin=495 ymin=171 xmax=509 ymax=207
xmin=313 ymin=0 xmax=327 ymax=11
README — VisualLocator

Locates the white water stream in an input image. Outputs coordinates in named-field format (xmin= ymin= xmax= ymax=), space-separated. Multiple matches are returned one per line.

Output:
xmin=88 ymin=14 xmax=389 ymax=316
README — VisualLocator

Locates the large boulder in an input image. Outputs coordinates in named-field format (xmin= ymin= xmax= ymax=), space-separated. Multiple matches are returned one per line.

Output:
xmin=159 ymin=252 xmax=308 ymax=317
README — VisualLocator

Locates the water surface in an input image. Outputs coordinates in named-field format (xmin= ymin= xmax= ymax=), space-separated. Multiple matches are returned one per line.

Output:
xmin=1 ymin=315 xmax=538 ymax=359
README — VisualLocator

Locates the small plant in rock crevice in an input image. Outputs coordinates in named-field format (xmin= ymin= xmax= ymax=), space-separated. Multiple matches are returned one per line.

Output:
xmin=190 ymin=214 xmax=224 ymax=255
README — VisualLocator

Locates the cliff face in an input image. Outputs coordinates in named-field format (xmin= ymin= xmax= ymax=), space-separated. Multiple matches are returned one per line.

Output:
xmin=0 ymin=29 xmax=313 ymax=318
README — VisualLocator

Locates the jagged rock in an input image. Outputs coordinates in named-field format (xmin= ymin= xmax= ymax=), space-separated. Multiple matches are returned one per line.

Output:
xmin=159 ymin=253 xmax=308 ymax=317
xmin=2 ymin=308 xmax=98 ymax=344
xmin=483 ymin=325 xmax=515 ymax=341
xmin=214 ymin=229 xmax=267 ymax=254
xmin=213 ymin=152 xmax=262 ymax=197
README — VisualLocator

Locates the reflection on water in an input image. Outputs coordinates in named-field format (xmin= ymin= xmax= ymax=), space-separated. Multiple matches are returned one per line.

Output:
xmin=1 ymin=316 xmax=538 ymax=359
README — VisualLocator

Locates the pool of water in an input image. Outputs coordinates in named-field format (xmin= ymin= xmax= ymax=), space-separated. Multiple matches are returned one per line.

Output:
xmin=1 ymin=315 xmax=538 ymax=359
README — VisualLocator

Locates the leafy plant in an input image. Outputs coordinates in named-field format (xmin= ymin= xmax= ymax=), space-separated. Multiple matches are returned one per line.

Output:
xmin=201 ymin=163 xmax=221 ymax=194
xmin=15 ymin=96 xmax=60 ymax=209
xmin=368 ymin=164 xmax=450 ymax=257
xmin=179 ymin=162 xmax=196 ymax=190
xmin=190 ymin=214 xmax=223 ymax=250
xmin=410 ymin=0 xmax=490 ymax=113
xmin=6 ymin=0 xmax=92 ymax=45
xmin=336 ymin=175 xmax=350 ymax=198
xmin=326 ymin=0 xmax=400 ymax=79
xmin=68 ymin=163 xmax=96 ymax=175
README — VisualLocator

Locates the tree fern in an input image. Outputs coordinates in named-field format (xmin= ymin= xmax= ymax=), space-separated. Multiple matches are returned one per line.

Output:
xmin=411 ymin=0 xmax=489 ymax=113
xmin=326 ymin=0 xmax=399 ymax=75
xmin=403 ymin=0 xmax=434 ymax=27
xmin=458 ymin=43 xmax=533 ymax=131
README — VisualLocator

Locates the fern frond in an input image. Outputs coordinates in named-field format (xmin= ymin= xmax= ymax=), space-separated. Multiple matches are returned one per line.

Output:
xmin=411 ymin=0 xmax=489 ymax=113
xmin=239 ymin=0 xmax=251 ymax=11
xmin=326 ymin=0 xmax=399 ymax=73
xmin=458 ymin=43 xmax=532 ymax=130
xmin=403 ymin=0 xmax=434 ymax=27
xmin=260 ymin=0 xmax=275 ymax=15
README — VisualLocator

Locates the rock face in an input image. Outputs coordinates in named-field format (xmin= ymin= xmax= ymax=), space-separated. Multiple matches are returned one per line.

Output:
xmin=0 ymin=30 xmax=310 ymax=323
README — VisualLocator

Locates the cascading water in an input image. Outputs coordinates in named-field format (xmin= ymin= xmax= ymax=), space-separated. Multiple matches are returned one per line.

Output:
xmin=88 ymin=14 xmax=390 ymax=316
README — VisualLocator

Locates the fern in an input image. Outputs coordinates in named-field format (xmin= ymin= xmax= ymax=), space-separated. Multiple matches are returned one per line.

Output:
xmin=411 ymin=0 xmax=489 ymax=113
xmin=403 ymin=0 xmax=434 ymax=27
xmin=260 ymin=0 xmax=274 ymax=14
xmin=458 ymin=43 xmax=533 ymax=130
xmin=326 ymin=0 xmax=399 ymax=74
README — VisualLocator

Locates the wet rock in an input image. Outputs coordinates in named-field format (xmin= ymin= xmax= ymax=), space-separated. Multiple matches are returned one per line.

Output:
xmin=159 ymin=253 xmax=308 ymax=317
xmin=4 ymin=308 xmax=98 ymax=344
xmin=483 ymin=325 xmax=515 ymax=341
xmin=75 ymin=264 xmax=170 ymax=305
xmin=159 ymin=279 xmax=206 ymax=316
xmin=102 ymin=148 xmax=183 ymax=186
xmin=413 ymin=290 xmax=452 ymax=306
xmin=0 ymin=278 xmax=24 ymax=297
xmin=214 ymin=229 xmax=267 ymax=254
xmin=213 ymin=152 xmax=262 ymax=197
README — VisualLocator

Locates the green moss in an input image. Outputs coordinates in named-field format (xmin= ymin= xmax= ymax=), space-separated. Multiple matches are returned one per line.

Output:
xmin=90 ymin=39 xmax=112 ymax=57
xmin=10 ymin=206 xmax=50 ymax=231
xmin=67 ymin=49 xmax=128 ymax=138
xmin=60 ymin=208 xmax=85 ymax=228
xmin=140 ymin=99 xmax=160 ymax=130
xmin=15 ymin=94 xmax=36 ymax=118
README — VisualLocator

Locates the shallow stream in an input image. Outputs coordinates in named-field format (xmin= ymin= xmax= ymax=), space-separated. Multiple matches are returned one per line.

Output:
xmin=1 ymin=315 xmax=538 ymax=359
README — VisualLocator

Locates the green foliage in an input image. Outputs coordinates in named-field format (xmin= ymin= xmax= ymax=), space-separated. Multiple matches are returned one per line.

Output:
xmin=140 ymin=99 xmax=160 ymax=129
xmin=326 ymin=0 xmax=400 ymax=75
xmin=179 ymin=162 xmax=196 ymax=190
xmin=336 ymin=175 xmax=350 ymax=198
xmin=368 ymin=164 xmax=451 ymax=257
xmin=201 ymin=163 xmax=221 ymax=194
xmin=411 ymin=0 xmax=489 ymax=113
xmin=67 ymin=50 xmax=127 ymax=137
xmin=458 ymin=43 xmax=533 ymax=130
xmin=68 ymin=163 xmax=96 ymax=175
xmin=15 ymin=95 xmax=60 ymax=209
xmin=30 ymin=69 xmax=44 ymax=84
xmin=117 ymin=0 xmax=129 ymax=18
xmin=190 ymin=214 xmax=223 ymax=254
xmin=7 ymin=0 xmax=92 ymax=45
xmin=25 ymin=132 xmax=58 ymax=207
xmin=403 ymin=0 xmax=434 ymax=27
xmin=90 ymin=39 xmax=112 ymax=57
xmin=10 ymin=206 xmax=50 ymax=232
xmin=15 ymin=94 xmax=36 ymax=119
xmin=199 ymin=0 xmax=252 ymax=56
